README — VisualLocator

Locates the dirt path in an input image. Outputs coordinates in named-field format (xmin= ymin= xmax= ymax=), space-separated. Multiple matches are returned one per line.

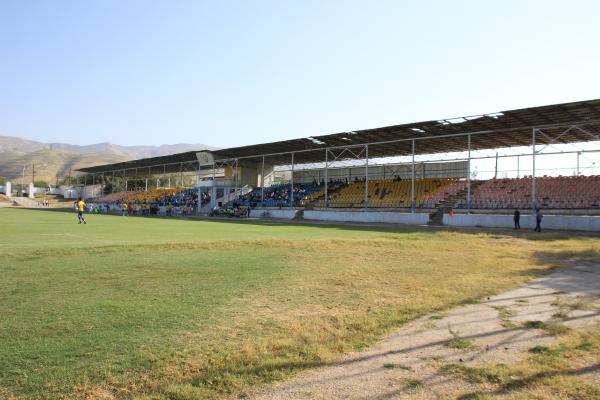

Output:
xmin=245 ymin=265 xmax=600 ymax=399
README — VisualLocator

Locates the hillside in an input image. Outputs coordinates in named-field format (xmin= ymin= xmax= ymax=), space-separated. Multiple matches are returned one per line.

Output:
xmin=0 ymin=149 xmax=130 ymax=184
xmin=0 ymin=135 xmax=216 ymax=159
xmin=0 ymin=135 xmax=217 ymax=184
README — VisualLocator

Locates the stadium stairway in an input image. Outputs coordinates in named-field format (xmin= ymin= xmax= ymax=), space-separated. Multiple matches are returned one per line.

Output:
xmin=293 ymin=209 xmax=304 ymax=220
xmin=208 ymin=185 xmax=253 ymax=212
xmin=428 ymin=181 xmax=484 ymax=225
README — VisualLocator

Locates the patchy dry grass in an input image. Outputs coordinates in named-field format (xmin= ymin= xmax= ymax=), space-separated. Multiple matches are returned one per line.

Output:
xmin=2 ymin=208 xmax=600 ymax=399
xmin=523 ymin=320 xmax=572 ymax=336
xmin=440 ymin=363 xmax=503 ymax=384
xmin=383 ymin=363 xmax=412 ymax=370
xmin=494 ymin=305 xmax=517 ymax=328
xmin=552 ymin=295 xmax=598 ymax=313
xmin=447 ymin=327 xmax=475 ymax=349
xmin=403 ymin=378 xmax=424 ymax=389
xmin=446 ymin=325 xmax=600 ymax=399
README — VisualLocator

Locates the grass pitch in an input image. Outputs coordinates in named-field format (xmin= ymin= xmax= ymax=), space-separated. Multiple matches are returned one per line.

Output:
xmin=1 ymin=208 xmax=599 ymax=399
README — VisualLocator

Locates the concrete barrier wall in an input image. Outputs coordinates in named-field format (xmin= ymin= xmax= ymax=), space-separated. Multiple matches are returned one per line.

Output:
xmin=443 ymin=213 xmax=600 ymax=232
xmin=304 ymin=210 xmax=429 ymax=225
xmin=249 ymin=209 xmax=298 ymax=219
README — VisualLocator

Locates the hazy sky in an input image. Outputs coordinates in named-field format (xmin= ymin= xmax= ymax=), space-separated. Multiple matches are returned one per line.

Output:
xmin=1 ymin=1 xmax=599 ymax=148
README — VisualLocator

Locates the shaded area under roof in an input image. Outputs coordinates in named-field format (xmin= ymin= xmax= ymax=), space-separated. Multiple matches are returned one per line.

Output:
xmin=79 ymin=98 xmax=600 ymax=174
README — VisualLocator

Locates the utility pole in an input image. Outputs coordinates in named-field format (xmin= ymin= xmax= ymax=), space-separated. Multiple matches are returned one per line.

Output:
xmin=22 ymin=165 xmax=25 ymax=196
xmin=32 ymin=163 xmax=35 ymax=186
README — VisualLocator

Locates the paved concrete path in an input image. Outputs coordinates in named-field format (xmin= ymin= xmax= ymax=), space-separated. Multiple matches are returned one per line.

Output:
xmin=245 ymin=265 xmax=600 ymax=400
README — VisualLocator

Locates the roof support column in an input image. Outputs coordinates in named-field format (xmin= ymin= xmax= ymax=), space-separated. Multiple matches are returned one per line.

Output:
xmin=234 ymin=159 xmax=239 ymax=205
xmin=411 ymin=140 xmax=415 ymax=212
xmin=290 ymin=152 xmax=294 ymax=208
xmin=494 ymin=152 xmax=499 ymax=179
xmin=467 ymin=134 xmax=471 ymax=214
xmin=365 ymin=144 xmax=369 ymax=210
xmin=261 ymin=155 xmax=265 ymax=206
xmin=197 ymin=163 xmax=202 ymax=214
xmin=211 ymin=161 xmax=216 ymax=209
xmin=198 ymin=186 xmax=202 ymax=213
xmin=324 ymin=149 xmax=328 ymax=209
xmin=532 ymin=128 xmax=537 ymax=212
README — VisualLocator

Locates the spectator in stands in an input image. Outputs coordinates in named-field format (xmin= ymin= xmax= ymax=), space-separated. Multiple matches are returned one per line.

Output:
xmin=513 ymin=209 xmax=520 ymax=230
xmin=122 ymin=201 xmax=128 ymax=216
xmin=534 ymin=208 xmax=543 ymax=232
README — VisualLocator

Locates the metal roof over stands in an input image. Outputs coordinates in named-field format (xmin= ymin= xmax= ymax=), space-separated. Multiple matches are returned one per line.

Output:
xmin=78 ymin=98 xmax=600 ymax=174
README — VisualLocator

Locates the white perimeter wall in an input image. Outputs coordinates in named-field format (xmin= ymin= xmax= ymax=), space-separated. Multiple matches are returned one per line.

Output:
xmin=249 ymin=209 xmax=298 ymax=219
xmin=443 ymin=213 xmax=600 ymax=232
xmin=304 ymin=210 xmax=429 ymax=225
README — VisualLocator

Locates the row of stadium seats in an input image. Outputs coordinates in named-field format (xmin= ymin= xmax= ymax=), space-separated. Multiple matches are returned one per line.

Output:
xmin=312 ymin=178 xmax=464 ymax=208
xmin=95 ymin=191 xmax=137 ymax=203
xmin=246 ymin=175 xmax=600 ymax=210
xmin=123 ymin=187 xmax=183 ymax=204
xmin=457 ymin=176 xmax=600 ymax=209
xmin=95 ymin=175 xmax=600 ymax=211
xmin=95 ymin=187 xmax=209 ymax=208
xmin=235 ymin=182 xmax=332 ymax=207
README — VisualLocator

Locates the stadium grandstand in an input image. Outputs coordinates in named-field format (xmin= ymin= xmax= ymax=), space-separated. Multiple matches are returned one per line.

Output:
xmin=72 ymin=98 xmax=600 ymax=230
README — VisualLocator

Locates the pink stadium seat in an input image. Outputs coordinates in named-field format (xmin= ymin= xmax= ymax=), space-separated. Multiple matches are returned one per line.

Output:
xmin=469 ymin=176 xmax=600 ymax=209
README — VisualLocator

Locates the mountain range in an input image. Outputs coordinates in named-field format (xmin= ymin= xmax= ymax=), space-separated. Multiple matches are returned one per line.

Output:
xmin=0 ymin=135 xmax=216 ymax=184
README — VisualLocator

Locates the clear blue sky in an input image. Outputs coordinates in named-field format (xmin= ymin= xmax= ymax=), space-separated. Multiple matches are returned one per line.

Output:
xmin=1 ymin=0 xmax=599 ymax=148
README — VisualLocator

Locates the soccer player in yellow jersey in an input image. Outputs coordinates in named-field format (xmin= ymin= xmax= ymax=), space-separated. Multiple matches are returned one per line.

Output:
xmin=77 ymin=197 xmax=87 ymax=224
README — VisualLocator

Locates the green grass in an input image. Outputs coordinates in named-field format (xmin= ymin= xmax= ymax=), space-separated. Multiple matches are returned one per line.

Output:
xmin=440 ymin=363 xmax=503 ymax=384
xmin=447 ymin=327 xmax=474 ymax=349
xmin=1 ymin=208 xmax=600 ymax=399
xmin=447 ymin=337 xmax=474 ymax=349
xmin=523 ymin=320 xmax=572 ymax=335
